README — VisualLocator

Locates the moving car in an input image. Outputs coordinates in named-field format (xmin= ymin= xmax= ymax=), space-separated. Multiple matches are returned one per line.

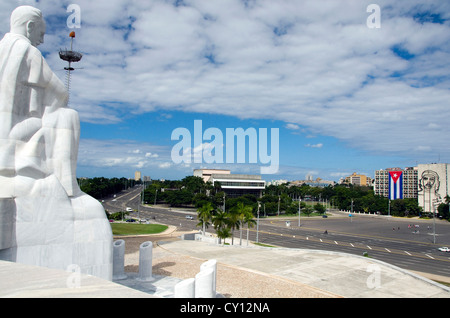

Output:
xmin=438 ymin=247 xmax=450 ymax=252
xmin=185 ymin=215 xmax=193 ymax=220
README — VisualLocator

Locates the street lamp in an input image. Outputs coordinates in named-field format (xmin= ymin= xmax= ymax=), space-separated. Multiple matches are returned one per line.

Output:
xmin=298 ymin=198 xmax=301 ymax=227
xmin=256 ymin=202 xmax=261 ymax=243
xmin=277 ymin=195 xmax=280 ymax=216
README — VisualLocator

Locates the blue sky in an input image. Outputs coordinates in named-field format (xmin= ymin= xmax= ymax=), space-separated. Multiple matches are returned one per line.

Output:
xmin=1 ymin=0 xmax=450 ymax=182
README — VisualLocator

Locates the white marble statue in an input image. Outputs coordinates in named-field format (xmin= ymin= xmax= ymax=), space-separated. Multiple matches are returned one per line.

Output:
xmin=0 ymin=6 xmax=113 ymax=280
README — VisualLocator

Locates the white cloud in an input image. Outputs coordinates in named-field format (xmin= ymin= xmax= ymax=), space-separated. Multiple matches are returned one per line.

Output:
xmin=305 ymin=143 xmax=323 ymax=149
xmin=285 ymin=123 xmax=300 ymax=130
xmin=2 ymin=0 xmax=450 ymax=170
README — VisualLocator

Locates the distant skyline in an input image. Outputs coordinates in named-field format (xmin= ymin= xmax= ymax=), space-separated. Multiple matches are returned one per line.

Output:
xmin=1 ymin=1 xmax=449 ymax=182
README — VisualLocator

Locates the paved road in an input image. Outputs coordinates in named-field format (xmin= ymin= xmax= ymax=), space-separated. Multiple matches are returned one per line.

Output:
xmin=103 ymin=186 xmax=450 ymax=280
xmin=252 ymin=216 xmax=450 ymax=278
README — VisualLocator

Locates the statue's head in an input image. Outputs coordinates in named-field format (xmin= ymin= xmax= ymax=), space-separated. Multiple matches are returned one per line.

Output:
xmin=10 ymin=6 xmax=46 ymax=47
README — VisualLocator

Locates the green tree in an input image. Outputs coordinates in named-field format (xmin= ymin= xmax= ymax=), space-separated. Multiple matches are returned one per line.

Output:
xmin=197 ymin=202 xmax=214 ymax=236
xmin=243 ymin=208 xmax=256 ymax=244
xmin=233 ymin=202 xmax=253 ymax=245
xmin=228 ymin=206 xmax=242 ymax=245
xmin=216 ymin=225 xmax=231 ymax=245
xmin=314 ymin=203 xmax=326 ymax=215
xmin=212 ymin=209 xmax=229 ymax=245
xmin=302 ymin=205 xmax=314 ymax=217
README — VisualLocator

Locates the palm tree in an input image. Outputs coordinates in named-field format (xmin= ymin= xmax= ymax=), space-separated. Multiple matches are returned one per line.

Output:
xmin=233 ymin=202 xmax=253 ymax=245
xmin=197 ymin=202 xmax=214 ymax=237
xmin=212 ymin=209 xmax=229 ymax=245
xmin=216 ymin=226 xmax=231 ymax=245
xmin=228 ymin=206 xmax=242 ymax=245
xmin=243 ymin=209 xmax=256 ymax=245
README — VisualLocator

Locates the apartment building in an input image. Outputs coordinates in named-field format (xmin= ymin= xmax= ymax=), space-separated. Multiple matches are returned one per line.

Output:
xmin=374 ymin=167 xmax=418 ymax=199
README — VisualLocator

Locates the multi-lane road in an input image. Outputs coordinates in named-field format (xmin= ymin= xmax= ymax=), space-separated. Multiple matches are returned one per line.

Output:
xmin=103 ymin=186 xmax=450 ymax=280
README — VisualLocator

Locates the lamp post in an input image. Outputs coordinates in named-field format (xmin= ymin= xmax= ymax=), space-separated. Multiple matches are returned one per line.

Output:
xmin=256 ymin=202 xmax=261 ymax=243
xmin=277 ymin=195 xmax=280 ymax=216
xmin=298 ymin=198 xmax=301 ymax=227
xmin=223 ymin=193 xmax=226 ymax=212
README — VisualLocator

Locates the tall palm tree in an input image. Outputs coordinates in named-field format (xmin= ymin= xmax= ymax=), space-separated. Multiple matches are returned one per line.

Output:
xmin=243 ymin=209 xmax=256 ymax=245
xmin=212 ymin=209 xmax=229 ymax=245
xmin=216 ymin=226 xmax=231 ymax=245
xmin=197 ymin=202 xmax=214 ymax=237
xmin=228 ymin=206 xmax=242 ymax=245
xmin=233 ymin=202 xmax=253 ymax=245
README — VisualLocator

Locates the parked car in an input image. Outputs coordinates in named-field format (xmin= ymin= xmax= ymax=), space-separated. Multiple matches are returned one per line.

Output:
xmin=438 ymin=247 xmax=450 ymax=252
xmin=185 ymin=215 xmax=193 ymax=220
xmin=126 ymin=219 xmax=136 ymax=223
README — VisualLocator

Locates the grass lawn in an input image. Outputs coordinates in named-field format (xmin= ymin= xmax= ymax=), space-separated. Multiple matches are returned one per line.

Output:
xmin=111 ymin=223 xmax=168 ymax=236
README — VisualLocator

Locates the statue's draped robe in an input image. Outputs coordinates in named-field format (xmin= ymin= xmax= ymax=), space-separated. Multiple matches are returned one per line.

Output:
xmin=0 ymin=33 xmax=112 ymax=280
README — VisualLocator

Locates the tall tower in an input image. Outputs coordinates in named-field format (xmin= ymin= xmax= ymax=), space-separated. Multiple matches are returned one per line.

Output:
xmin=58 ymin=31 xmax=83 ymax=104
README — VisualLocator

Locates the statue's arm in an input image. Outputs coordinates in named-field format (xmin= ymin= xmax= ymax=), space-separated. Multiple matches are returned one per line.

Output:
xmin=26 ymin=47 xmax=68 ymax=113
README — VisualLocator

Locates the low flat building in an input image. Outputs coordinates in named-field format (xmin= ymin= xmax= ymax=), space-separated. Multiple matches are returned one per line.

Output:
xmin=193 ymin=169 xmax=230 ymax=182
xmin=207 ymin=173 xmax=266 ymax=198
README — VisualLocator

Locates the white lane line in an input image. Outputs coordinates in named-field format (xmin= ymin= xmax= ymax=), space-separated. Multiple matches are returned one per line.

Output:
xmin=385 ymin=248 xmax=391 ymax=253
xmin=426 ymin=254 xmax=434 ymax=259
xmin=367 ymin=245 xmax=372 ymax=250
xmin=350 ymin=243 xmax=354 ymax=247
xmin=334 ymin=241 xmax=338 ymax=244
xmin=404 ymin=251 xmax=411 ymax=256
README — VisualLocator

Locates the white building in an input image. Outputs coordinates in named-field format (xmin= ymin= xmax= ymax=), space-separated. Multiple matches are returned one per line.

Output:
xmin=193 ymin=169 xmax=230 ymax=182
xmin=194 ymin=169 xmax=265 ymax=198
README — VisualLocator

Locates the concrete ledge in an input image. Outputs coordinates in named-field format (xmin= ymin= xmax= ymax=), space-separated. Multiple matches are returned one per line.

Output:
xmin=0 ymin=260 xmax=154 ymax=298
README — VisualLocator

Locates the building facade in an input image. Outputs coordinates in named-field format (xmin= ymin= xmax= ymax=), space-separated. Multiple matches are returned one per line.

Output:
xmin=193 ymin=169 xmax=230 ymax=182
xmin=342 ymin=172 xmax=372 ymax=186
xmin=208 ymin=173 xmax=266 ymax=198
xmin=194 ymin=169 xmax=265 ymax=198
xmin=417 ymin=163 xmax=450 ymax=213
xmin=374 ymin=167 xmax=418 ymax=199
xmin=374 ymin=164 xmax=450 ymax=213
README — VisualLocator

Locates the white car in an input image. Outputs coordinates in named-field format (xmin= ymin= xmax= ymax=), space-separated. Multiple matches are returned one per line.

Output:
xmin=438 ymin=247 xmax=450 ymax=252
xmin=185 ymin=215 xmax=193 ymax=220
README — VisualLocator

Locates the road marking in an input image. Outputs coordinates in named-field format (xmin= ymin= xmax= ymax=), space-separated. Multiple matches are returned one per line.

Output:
xmin=306 ymin=237 xmax=309 ymax=240
xmin=426 ymin=254 xmax=434 ymax=259
xmin=350 ymin=243 xmax=354 ymax=247
xmin=405 ymin=251 xmax=411 ymax=256
xmin=334 ymin=241 xmax=338 ymax=244
xmin=320 ymin=239 xmax=322 ymax=242
xmin=385 ymin=248 xmax=391 ymax=253
xmin=367 ymin=245 xmax=372 ymax=250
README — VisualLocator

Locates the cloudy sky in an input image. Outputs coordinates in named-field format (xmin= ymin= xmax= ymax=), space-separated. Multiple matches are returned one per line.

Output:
xmin=1 ymin=0 xmax=450 ymax=182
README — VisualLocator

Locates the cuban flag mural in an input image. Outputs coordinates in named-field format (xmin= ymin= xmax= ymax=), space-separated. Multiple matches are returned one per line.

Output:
xmin=389 ymin=171 xmax=403 ymax=200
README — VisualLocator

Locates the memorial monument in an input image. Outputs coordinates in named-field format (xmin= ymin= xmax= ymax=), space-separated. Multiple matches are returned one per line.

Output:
xmin=0 ymin=6 xmax=113 ymax=280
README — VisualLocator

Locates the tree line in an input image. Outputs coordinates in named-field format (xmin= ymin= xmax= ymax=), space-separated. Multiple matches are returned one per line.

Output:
xmin=78 ymin=177 xmax=138 ymax=199
xmin=79 ymin=176 xmax=448 ymax=221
